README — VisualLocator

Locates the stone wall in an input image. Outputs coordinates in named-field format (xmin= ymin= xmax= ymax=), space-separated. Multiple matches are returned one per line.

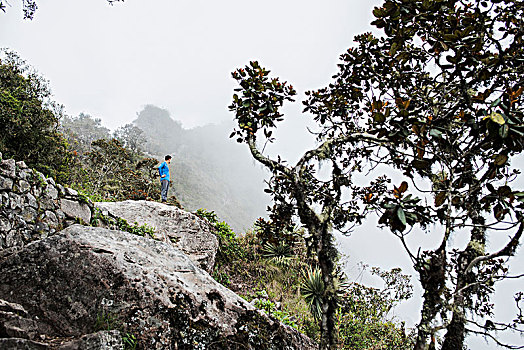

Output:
xmin=0 ymin=153 xmax=92 ymax=250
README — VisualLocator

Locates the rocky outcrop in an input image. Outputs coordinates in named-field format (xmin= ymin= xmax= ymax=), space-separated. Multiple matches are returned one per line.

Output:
xmin=0 ymin=298 xmax=123 ymax=349
xmin=0 ymin=225 xmax=315 ymax=350
xmin=0 ymin=338 xmax=50 ymax=350
xmin=0 ymin=153 xmax=218 ymax=273
xmin=0 ymin=153 xmax=92 ymax=250
xmin=95 ymin=200 xmax=218 ymax=273
xmin=0 ymin=154 xmax=315 ymax=348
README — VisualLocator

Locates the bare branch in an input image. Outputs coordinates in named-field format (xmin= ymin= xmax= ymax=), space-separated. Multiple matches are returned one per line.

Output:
xmin=465 ymin=222 xmax=524 ymax=275
xmin=466 ymin=327 xmax=524 ymax=349
xmin=246 ymin=136 xmax=291 ymax=177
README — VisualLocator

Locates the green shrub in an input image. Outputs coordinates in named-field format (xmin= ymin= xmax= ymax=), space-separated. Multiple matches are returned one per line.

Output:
xmin=0 ymin=50 xmax=72 ymax=183
xmin=206 ymin=216 xmax=316 ymax=337
xmin=253 ymin=292 xmax=298 ymax=329
xmin=91 ymin=208 xmax=157 ymax=239
xmin=195 ymin=208 xmax=244 ymax=263
xmin=337 ymin=267 xmax=415 ymax=349
xmin=195 ymin=208 xmax=219 ymax=223
xmin=300 ymin=266 xmax=324 ymax=321
xmin=212 ymin=271 xmax=231 ymax=286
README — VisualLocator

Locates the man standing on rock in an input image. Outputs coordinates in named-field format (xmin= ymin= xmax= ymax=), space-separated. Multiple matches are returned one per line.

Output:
xmin=158 ymin=155 xmax=172 ymax=203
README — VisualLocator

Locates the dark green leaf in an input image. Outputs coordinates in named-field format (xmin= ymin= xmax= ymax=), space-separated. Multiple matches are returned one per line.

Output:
xmin=491 ymin=98 xmax=501 ymax=107
xmin=374 ymin=112 xmax=386 ymax=123
xmin=390 ymin=42 xmax=399 ymax=56
xmin=497 ymin=186 xmax=512 ymax=197
xmin=398 ymin=181 xmax=408 ymax=193
xmin=397 ymin=207 xmax=407 ymax=225
xmin=494 ymin=154 xmax=508 ymax=166
xmin=493 ymin=204 xmax=504 ymax=220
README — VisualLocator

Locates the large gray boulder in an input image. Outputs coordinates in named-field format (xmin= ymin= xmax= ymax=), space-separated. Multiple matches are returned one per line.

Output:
xmin=60 ymin=199 xmax=91 ymax=225
xmin=0 ymin=225 xmax=315 ymax=350
xmin=95 ymin=200 xmax=218 ymax=273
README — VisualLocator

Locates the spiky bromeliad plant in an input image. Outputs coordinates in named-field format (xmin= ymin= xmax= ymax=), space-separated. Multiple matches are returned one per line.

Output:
xmin=300 ymin=266 xmax=325 ymax=321
xmin=261 ymin=241 xmax=294 ymax=267
xmin=301 ymin=266 xmax=349 ymax=320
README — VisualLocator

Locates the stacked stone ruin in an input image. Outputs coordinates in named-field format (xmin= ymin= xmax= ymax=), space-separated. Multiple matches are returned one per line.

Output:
xmin=0 ymin=152 xmax=92 ymax=250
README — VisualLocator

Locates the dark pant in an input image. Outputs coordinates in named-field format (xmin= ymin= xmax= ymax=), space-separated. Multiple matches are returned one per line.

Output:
xmin=160 ymin=180 xmax=170 ymax=201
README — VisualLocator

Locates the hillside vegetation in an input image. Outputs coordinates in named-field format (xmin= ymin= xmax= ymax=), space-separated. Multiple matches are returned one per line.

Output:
xmin=196 ymin=209 xmax=414 ymax=349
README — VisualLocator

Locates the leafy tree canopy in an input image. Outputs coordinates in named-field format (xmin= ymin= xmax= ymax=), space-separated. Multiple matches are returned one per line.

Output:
xmin=229 ymin=1 xmax=524 ymax=349
xmin=0 ymin=50 xmax=71 ymax=182
xmin=338 ymin=267 xmax=414 ymax=350
xmin=61 ymin=113 xmax=111 ymax=154
xmin=113 ymin=123 xmax=146 ymax=155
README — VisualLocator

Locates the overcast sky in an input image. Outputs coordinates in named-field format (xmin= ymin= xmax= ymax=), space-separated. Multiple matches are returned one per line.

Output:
xmin=1 ymin=1 xmax=522 ymax=349
xmin=0 ymin=0 xmax=382 ymax=130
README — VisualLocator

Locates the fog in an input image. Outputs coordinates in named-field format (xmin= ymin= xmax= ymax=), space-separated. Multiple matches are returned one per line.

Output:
xmin=0 ymin=0 xmax=382 ymax=129
xmin=2 ymin=1 xmax=523 ymax=349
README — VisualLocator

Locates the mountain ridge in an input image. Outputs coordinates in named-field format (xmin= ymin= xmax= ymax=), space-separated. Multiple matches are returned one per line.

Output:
xmin=133 ymin=104 xmax=270 ymax=233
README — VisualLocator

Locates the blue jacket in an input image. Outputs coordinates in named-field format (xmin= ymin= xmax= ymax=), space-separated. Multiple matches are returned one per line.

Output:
xmin=158 ymin=161 xmax=170 ymax=182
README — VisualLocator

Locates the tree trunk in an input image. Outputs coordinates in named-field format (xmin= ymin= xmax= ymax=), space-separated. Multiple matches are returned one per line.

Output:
xmin=245 ymin=136 xmax=342 ymax=349
xmin=413 ymin=248 xmax=446 ymax=350
xmin=441 ymin=262 xmax=467 ymax=350
xmin=442 ymin=316 xmax=466 ymax=350
xmin=442 ymin=216 xmax=486 ymax=350
xmin=317 ymin=225 xmax=339 ymax=350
